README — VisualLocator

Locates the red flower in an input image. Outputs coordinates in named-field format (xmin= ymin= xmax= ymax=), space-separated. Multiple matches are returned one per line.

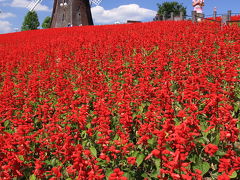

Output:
xmin=204 ymin=144 xmax=218 ymax=156
xmin=177 ymin=110 xmax=186 ymax=118
xmin=217 ymin=173 xmax=230 ymax=180
xmin=0 ymin=16 xmax=239 ymax=179
xmin=109 ymin=168 xmax=127 ymax=180
xmin=52 ymin=166 xmax=62 ymax=178
xmin=152 ymin=149 xmax=161 ymax=157
xmin=127 ymin=157 xmax=136 ymax=165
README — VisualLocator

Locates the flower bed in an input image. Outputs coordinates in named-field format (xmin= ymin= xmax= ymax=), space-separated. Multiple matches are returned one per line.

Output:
xmin=0 ymin=21 xmax=239 ymax=179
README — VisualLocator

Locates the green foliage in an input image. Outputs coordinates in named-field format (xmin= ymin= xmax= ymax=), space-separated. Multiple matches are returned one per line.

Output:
xmin=90 ymin=146 xmax=97 ymax=158
xmin=42 ymin=16 xmax=51 ymax=29
xmin=230 ymin=171 xmax=237 ymax=178
xmin=193 ymin=162 xmax=210 ymax=176
xmin=21 ymin=11 xmax=40 ymax=31
xmin=136 ymin=154 xmax=145 ymax=167
xmin=157 ymin=1 xmax=186 ymax=19
xmin=29 ymin=174 xmax=37 ymax=180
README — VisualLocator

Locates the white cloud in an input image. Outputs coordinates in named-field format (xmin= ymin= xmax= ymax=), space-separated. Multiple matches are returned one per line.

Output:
xmin=91 ymin=4 xmax=157 ymax=24
xmin=10 ymin=0 xmax=51 ymax=11
xmin=0 ymin=12 xmax=16 ymax=19
xmin=0 ymin=20 xmax=12 ymax=33
xmin=0 ymin=0 xmax=8 ymax=7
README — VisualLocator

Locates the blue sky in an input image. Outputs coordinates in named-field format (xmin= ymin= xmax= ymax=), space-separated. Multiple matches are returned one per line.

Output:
xmin=0 ymin=0 xmax=239 ymax=34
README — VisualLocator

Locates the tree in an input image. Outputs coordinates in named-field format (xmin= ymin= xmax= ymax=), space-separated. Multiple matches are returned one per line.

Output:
xmin=157 ymin=1 xmax=186 ymax=19
xmin=21 ymin=11 xmax=40 ymax=31
xmin=42 ymin=16 xmax=51 ymax=29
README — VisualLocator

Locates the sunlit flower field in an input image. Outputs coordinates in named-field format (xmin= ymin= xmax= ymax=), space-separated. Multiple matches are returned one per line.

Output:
xmin=0 ymin=20 xmax=239 ymax=179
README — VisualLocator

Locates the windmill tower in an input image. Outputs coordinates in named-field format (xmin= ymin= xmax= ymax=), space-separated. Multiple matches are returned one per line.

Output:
xmin=26 ymin=0 xmax=102 ymax=28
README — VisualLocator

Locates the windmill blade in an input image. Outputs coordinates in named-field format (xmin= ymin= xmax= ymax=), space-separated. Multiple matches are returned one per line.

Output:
xmin=26 ymin=0 xmax=34 ymax=9
xmin=90 ymin=0 xmax=102 ymax=6
xmin=26 ymin=0 xmax=43 ymax=11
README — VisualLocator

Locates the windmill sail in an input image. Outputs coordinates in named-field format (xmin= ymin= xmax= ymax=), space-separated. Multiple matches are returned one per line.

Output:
xmin=90 ymin=0 xmax=102 ymax=6
xmin=26 ymin=0 xmax=43 ymax=11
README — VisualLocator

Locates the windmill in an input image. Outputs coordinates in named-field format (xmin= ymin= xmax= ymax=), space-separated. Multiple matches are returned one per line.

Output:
xmin=26 ymin=0 xmax=102 ymax=28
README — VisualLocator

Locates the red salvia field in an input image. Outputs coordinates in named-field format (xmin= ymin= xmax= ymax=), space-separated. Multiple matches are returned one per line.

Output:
xmin=208 ymin=15 xmax=240 ymax=24
xmin=0 ymin=20 xmax=239 ymax=180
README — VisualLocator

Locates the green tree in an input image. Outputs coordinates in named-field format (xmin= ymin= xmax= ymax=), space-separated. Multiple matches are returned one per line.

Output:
xmin=157 ymin=1 xmax=186 ymax=19
xmin=21 ymin=11 xmax=40 ymax=31
xmin=42 ymin=16 xmax=51 ymax=29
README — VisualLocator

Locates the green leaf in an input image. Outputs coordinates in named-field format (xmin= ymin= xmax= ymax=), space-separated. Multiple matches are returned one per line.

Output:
xmin=44 ymin=160 xmax=51 ymax=165
xmin=132 ymin=113 xmax=137 ymax=119
xmin=212 ymin=133 xmax=220 ymax=145
xmin=150 ymin=170 xmax=159 ymax=178
xmin=193 ymin=162 xmax=210 ymax=175
xmin=141 ymin=173 xmax=148 ymax=178
xmin=148 ymin=138 xmax=155 ymax=145
xmin=200 ymin=123 xmax=208 ymax=132
xmin=174 ymin=118 xmax=181 ymax=126
xmin=4 ymin=129 xmax=14 ymax=134
xmin=229 ymin=171 xmax=237 ymax=179
xmin=29 ymin=174 xmax=37 ymax=180
xmin=136 ymin=154 xmax=145 ymax=167
xmin=18 ymin=155 xmax=24 ymax=161
xmin=166 ymin=144 xmax=173 ymax=152
xmin=215 ymin=150 xmax=226 ymax=156
xmin=113 ymin=134 xmax=120 ymax=140
xmin=50 ymin=158 xmax=62 ymax=166
xmin=197 ymin=137 xmax=208 ymax=144
xmin=189 ymin=154 xmax=199 ymax=163
xmin=90 ymin=146 xmax=97 ymax=158
xmin=234 ymin=103 xmax=239 ymax=112
xmin=123 ymin=172 xmax=131 ymax=179
xmin=106 ymin=169 xmax=113 ymax=178
xmin=86 ymin=123 xmax=91 ymax=129
xmin=81 ymin=130 xmax=87 ymax=138
xmin=154 ymin=159 xmax=161 ymax=171
xmin=4 ymin=120 xmax=10 ymax=127
xmin=82 ymin=140 xmax=88 ymax=148
xmin=132 ymin=151 xmax=139 ymax=157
